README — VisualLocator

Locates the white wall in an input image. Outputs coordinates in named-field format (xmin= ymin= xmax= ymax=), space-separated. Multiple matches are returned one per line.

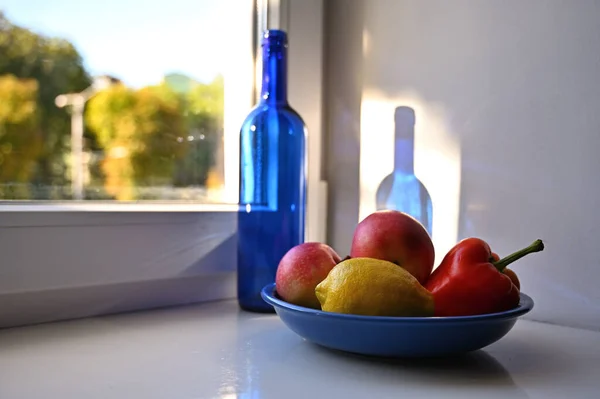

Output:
xmin=324 ymin=0 xmax=364 ymax=256
xmin=325 ymin=0 xmax=600 ymax=330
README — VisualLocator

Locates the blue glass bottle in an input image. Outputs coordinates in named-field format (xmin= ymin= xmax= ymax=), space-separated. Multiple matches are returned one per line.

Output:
xmin=237 ymin=30 xmax=307 ymax=312
xmin=376 ymin=106 xmax=433 ymax=235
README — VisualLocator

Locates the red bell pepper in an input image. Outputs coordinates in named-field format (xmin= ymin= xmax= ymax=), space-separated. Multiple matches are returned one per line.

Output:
xmin=424 ymin=238 xmax=544 ymax=317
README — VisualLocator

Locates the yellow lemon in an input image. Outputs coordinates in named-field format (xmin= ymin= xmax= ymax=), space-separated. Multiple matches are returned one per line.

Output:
xmin=315 ymin=257 xmax=434 ymax=317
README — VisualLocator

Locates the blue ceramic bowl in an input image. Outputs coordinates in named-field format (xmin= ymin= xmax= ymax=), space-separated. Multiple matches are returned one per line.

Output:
xmin=261 ymin=283 xmax=534 ymax=358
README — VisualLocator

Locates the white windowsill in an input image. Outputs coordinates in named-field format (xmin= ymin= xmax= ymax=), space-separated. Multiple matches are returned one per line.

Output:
xmin=1 ymin=300 xmax=599 ymax=398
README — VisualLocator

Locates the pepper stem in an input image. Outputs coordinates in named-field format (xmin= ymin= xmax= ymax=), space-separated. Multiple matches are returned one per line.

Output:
xmin=492 ymin=239 xmax=544 ymax=272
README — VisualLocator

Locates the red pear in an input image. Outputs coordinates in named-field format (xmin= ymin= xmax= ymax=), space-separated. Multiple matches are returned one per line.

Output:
xmin=275 ymin=242 xmax=342 ymax=309
xmin=350 ymin=210 xmax=434 ymax=284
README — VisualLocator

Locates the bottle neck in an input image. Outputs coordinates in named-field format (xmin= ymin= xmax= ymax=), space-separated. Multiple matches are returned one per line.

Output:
xmin=393 ymin=113 xmax=415 ymax=173
xmin=394 ymin=138 xmax=414 ymax=173
xmin=260 ymin=44 xmax=288 ymax=105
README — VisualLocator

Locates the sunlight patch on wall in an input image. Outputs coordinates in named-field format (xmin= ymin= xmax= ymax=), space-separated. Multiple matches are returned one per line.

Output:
xmin=362 ymin=28 xmax=371 ymax=58
xmin=359 ymin=89 xmax=462 ymax=266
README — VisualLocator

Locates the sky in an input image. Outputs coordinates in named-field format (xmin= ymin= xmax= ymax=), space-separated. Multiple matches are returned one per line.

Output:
xmin=1 ymin=0 xmax=252 ymax=87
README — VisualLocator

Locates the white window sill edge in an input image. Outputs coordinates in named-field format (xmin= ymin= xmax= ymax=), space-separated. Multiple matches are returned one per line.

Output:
xmin=0 ymin=272 xmax=236 ymax=329
xmin=0 ymin=203 xmax=239 ymax=213
xmin=0 ymin=211 xmax=239 ymax=328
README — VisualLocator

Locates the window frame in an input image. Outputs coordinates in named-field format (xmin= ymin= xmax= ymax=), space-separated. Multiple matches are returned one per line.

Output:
xmin=0 ymin=0 xmax=326 ymax=328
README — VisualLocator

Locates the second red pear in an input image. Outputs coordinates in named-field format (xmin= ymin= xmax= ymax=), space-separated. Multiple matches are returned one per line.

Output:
xmin=350 ymin=210 xmax=435 ymax=284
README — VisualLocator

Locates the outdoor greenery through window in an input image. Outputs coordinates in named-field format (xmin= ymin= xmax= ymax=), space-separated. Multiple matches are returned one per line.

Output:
xmin=0 ymin=0 xmax=251 ymax=202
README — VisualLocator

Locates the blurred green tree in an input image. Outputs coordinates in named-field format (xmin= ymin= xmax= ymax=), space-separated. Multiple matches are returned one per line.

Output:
xmin=0 ymin=12 xmax=91 ymax=199
xmin=86 ymin=84 xmax=187 ymax=200
xmin=0 ymin=74 xmax=43 ymax=198
xmin=0 ymin=12 xmax=225 ymax=201
xmin=171 ymin=74 xmax=224 ymax=188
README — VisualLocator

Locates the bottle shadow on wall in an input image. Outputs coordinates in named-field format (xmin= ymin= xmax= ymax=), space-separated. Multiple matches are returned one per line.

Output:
xmin=375 ymin=106 xmax=433 ymax=236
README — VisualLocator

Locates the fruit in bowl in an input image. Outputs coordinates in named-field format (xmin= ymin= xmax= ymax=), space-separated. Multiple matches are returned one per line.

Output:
xmin=275 ymin=242 xmax=342 ymax=309
xmin=261 ymin=210 xmax=545 ymax=358
xmin=271 ymin=210 xmax=544 ymax=319
xmin=315 ymin=257 xmax=434 ymax=317
xmin=350 ymin=210 xmax=434 ymax=284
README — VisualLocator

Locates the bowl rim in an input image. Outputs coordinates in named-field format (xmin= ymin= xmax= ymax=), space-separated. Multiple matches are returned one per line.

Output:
xmin=261 ymin=283 xmax=534 ymax=323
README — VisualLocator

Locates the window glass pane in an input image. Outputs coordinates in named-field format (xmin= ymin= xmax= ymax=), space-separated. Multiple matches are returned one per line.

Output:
xmin=0 ymin=0 xmax=252 ymax=202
